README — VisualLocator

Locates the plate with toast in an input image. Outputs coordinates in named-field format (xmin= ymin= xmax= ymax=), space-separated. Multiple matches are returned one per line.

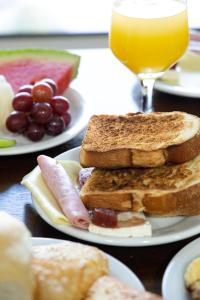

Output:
xmin=162 ymin=237 xmax=200 ymax=300
xmin=25 ymin=111 xmax=200 ymax=246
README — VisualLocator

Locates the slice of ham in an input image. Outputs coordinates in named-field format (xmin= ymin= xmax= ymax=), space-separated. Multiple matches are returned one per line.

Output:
xmin=37 ymin=155 xmax=90 ymax=229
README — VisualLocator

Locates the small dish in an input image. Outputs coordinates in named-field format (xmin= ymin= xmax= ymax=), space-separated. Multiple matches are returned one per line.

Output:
xmin=162 ymin=237 xmax=200 ymax=300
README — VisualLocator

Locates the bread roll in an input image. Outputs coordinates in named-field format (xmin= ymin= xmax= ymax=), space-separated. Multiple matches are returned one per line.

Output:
xmin=85 ymin=275 xmax=163 ymax=300
xmin=0 ymin=212 xmax=33 ymax=300
xmin=32 ymin=242 xmax=108 ymax=300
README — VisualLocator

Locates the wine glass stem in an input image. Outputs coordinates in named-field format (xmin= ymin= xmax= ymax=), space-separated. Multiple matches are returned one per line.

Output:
xmin=140 ymin=78 xmax=155 ymax=112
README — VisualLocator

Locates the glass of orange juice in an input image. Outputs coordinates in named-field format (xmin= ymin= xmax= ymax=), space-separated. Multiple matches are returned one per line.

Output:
xmin=109 ymin=0 xmax=189 ymax=111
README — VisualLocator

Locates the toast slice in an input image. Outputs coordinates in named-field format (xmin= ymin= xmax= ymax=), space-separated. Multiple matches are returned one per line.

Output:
xmin=80 ymin=154 xmax=200 ymax=216
xmin=80 ymin=112 xmax=200 ymax=168
xmin=85 ymin=275 xmax=163 ymax=300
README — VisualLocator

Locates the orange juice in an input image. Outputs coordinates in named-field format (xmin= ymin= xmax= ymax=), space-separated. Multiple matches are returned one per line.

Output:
xmin=110 ymin=0 xmax=189 ymax=78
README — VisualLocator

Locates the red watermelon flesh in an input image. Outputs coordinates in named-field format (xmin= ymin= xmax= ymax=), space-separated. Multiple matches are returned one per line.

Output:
xmin=0 ymin=48 xmax=80 ymax=94
xmin=0 ymin=60 xmax=73 ymax=94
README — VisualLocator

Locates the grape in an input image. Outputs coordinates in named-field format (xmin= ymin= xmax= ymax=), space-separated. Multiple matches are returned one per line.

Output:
xmin=51 ymin=96 xmax=70 ymax=115
xmin=18 ymin=84 xmax=33 ymax=94
xmin=79 ymin=168 xmax=93 ymax=187
xmin=6 ymin=79 xmax=70 ymax=142
xmin=61 ymin=112 xmax=71 ymax=126
xmin=25 ymin=123 xmax=45 ymax=141
xmin=13 ymin=92 xmax=33 ymax=112
xmin=6 ymin=111 xmax=28 ymax=133
xmin=32 ymin=82 xmax=53 ymax=102
xmin=41 ymin=78 xmax=57 ymax=95
xmin=46 ymin=115 xmax=65 ymax=136
xmin=31 ymin=102 xmax=53 ymax=124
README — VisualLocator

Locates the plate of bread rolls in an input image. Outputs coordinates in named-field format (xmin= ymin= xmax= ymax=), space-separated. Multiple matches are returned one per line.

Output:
xmin=0 ymin=211 xmax=164 ymax=300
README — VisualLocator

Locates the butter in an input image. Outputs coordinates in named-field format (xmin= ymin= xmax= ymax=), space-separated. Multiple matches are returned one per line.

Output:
xmin=160 ymin=51 xmax=200 ymax=90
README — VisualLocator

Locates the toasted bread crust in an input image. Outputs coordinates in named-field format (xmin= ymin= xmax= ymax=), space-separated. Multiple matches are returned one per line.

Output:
xmin=82 ymin=193 xmax=137 ymax=211
xmin=167 ymin=128 xmax=200 ymax=164
xmin=80 ymin=157 xmax=200 ymax=216
xmin=81 ymin=183 xmax=200 ymax=216
xmin=80 ymin=112 xmax=200 ymax=168
xmin=80 ymin=148 xmax=133 ymax=168
xmin=80 ymin=128 xmax=200 ymax=168
xmin=82 ymin=112 xmax=196 ymax=151
xmin=143 ymin=182 xmax=200 ymax=216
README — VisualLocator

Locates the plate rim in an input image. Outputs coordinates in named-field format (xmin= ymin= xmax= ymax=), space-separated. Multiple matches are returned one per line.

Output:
xmin=0 ymin=87 xmax=90 ymax=156
xmin=154 ymin=79 xmax=200 ymax=98
xmin=31 ymin=236 xmax=145 ymax=292
xmin=162 ymin=237 xmax=200 ymax=300
xmin=32 ymin=146 xmax=200 ymax=247
xmin=154 ymin=50 xmax=200 ymax=98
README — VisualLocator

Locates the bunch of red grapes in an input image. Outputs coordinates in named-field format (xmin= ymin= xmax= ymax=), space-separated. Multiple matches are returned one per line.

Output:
xmin=6 ymin=78 xmax=71 ymax=141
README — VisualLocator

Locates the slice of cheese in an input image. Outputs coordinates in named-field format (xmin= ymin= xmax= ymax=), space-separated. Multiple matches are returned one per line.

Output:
xmin=21 ymin=160 xmax=81 ymax=225
xmin=160 ymin=51 xmax=200 ymax=91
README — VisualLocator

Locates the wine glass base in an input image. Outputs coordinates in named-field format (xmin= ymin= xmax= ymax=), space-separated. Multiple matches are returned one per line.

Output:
xmin=142 ymin=93 xmax=153 ymax=113
xmin=138 ymin=71 xmax=165 ymax=81
xmin=137 ymin=72 xmax=165 ymax=113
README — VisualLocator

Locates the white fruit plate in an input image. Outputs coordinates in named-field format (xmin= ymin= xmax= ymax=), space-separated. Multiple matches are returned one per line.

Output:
xmin=0 ymin=88 xmax=90 ymax=155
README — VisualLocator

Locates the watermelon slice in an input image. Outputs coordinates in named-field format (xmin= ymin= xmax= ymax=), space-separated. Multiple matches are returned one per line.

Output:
xmin=0 ymin=48 xmax=80 ymax=94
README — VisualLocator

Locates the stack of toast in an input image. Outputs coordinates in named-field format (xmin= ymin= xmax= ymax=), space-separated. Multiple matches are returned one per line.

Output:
xmin=79 ymin=111 xmax=200 ymax=220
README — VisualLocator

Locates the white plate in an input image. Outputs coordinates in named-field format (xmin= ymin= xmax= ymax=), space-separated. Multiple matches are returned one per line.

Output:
xmin=33 ymin=146 xmax=200 ymax=247
xmin=162 ymin=237 xmax=200 ymax=300
xmin=154 ymin=78 xmax=200 ymax=98
xmin=0 ymin=88 xmax=90 ymax=155
xmin=154 ymin=51 xmax=200 ymax=98
xmin=31 ymin=237 xmax=144 ymax=291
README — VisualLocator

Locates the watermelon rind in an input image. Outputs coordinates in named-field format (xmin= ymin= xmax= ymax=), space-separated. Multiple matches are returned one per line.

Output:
xmin=0 ymin=48 xmax=80 ymax=79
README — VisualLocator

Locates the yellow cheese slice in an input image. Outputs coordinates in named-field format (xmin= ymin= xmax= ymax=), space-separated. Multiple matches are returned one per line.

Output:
xmin=160 ymin=51 xmax=200 ymax=86
xmin=21 ymin=160 xmax=81 ymax=225
xmin=179 ymin=51 xmax=200 ymax=72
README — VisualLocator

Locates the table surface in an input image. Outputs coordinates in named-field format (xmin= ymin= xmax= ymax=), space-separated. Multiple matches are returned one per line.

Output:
xmin=0 ymin=48 xmax=200 ymax=297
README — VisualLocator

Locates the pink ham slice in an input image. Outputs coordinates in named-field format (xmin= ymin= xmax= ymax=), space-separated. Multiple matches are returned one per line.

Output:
xmin=37 ymin=155 xmax=90 ymax=229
